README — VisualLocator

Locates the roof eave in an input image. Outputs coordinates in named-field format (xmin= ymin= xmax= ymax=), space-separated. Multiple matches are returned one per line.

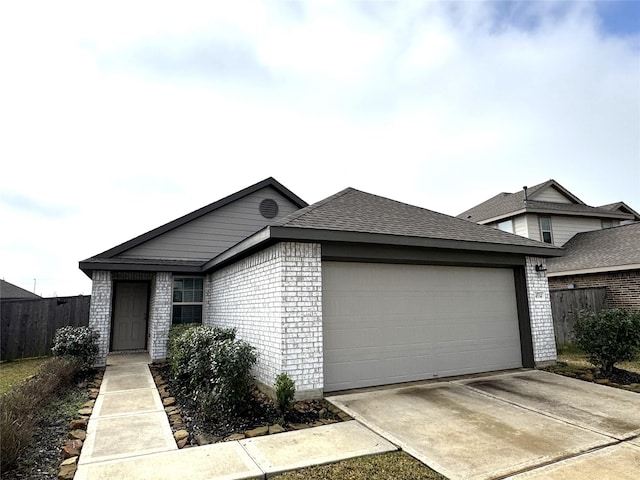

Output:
xmin=547 ymin=263 xmax=640 ymax=277
xmin=202 ymin=226 xmax=563 ymax=272
xmin=79 ymin=260 xmax=204 ymax=278
xmin=477 ymin=207 xmax=633 ymax=224
xmin=269 ymin=227 xmax=563 ymax=257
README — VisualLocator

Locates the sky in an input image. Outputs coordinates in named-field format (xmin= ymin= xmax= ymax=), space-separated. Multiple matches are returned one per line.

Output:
xmin=1 ymin=0 xmax=639 ymax=298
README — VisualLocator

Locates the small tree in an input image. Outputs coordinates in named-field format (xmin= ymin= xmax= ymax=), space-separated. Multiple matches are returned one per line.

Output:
xmin=275 ymin=373 xmax=296 ymax=414
xmin=573 ymin=309 xmax=640 ymax=375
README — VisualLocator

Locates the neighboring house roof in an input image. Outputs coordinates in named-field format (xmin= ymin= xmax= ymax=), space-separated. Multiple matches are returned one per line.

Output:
xmin=547 ymin=223 xmax=640 ymax=276
xmin=457 ymin=179 xmax=635 ymax=224
xmin=205 ymin=187 xmax=562 ymax=271
xmin=1 ymin=279 xmax=41 ymax=300
xmin=598 ymin=201 xmax=640 ymax=221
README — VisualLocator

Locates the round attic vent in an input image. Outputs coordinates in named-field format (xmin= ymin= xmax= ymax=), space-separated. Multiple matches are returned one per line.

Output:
xmin=259 ymin=198 xmax=279 ymax=219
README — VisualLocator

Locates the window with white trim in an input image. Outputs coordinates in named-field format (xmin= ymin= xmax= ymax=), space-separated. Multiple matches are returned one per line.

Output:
xmin=539 ymin=217 xmax=553 ymax=244
xmin=497 ymin=219 xmax=514 ymax=233
xmin=172 ymin=277 xmax=203 ymax=324
xmin=602 ymin=219 xmax=613 ymax=229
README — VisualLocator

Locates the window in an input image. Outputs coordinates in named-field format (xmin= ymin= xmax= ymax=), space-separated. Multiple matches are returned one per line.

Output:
xmin=497 ymin=219 xmax=514 ymax=233
xmin=172 ymin=277 xmax=203 ymax=324
xmin=602 ymin=219 xmax=613 ymax=229
xmin=539 ymin=217 xmax=553 ymax=244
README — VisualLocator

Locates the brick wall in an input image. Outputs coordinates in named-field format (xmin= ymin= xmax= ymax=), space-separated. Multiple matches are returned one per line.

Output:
xmin=207 ymin=242 xmax=323 ymax=399
xmin=88 ymin=270 xmax=112 ymax=366
xmin=525 ymin=257 xmax=557 ymax=364
xmin=548 ymin=270 xmax=640 ymax=310
xmin=148 ymin=272 xmax=172 ymax=361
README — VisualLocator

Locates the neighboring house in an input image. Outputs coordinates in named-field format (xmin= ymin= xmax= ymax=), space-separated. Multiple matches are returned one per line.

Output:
xmin=80 ymin=177 xmax=562 ymax=399
xmin=0 ymin=279 xmax=41 ymax=300
xmin=457 ymin=179 xmax=639 ymax=246
xmin=547 ymin=223 xmax=640 ymax=311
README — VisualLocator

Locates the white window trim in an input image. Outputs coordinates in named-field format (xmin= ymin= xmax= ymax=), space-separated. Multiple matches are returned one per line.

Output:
xmin=539 ymin=216 xmax=554 ymax=244
xmin=172 ymin=276 xmax=204 ymax=324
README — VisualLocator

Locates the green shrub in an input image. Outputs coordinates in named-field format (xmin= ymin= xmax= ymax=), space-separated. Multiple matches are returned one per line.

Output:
xmin=0 ymin=357 xmax=82 ymax=471
xmin=51 ymin=326 xmax=100 ymax=367
xmin=573 ymin=309 xmax=640 ymax=374
xmin=168 ymin=325 xmax=257 ymax=417
xmin=275 ymin=373 xmax=296 ymax=414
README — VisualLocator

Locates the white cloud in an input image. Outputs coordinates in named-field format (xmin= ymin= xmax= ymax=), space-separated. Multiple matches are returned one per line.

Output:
xmin=0 ymin=0 xmax=638 ymax=297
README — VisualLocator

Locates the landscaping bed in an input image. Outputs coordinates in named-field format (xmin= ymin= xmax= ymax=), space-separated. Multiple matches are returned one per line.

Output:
xmin=149 ymin=363 xmax=350 ymax=447
xmin=1 ymin=366 xmax=103 ymax=480
xmin=547 ymin=349 xmax=640 ymax=393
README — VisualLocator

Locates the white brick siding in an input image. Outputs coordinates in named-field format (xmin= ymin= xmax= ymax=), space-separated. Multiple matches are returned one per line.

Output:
xmin=88 ymin=270 xmax=112 ymax=366
xmin=207 ymin=242 xmax=323 ymax=398
xmin=525 ymin=256 xmax=557 ymax=364
xmin=149 ymin=272 xmax=172 ymax=361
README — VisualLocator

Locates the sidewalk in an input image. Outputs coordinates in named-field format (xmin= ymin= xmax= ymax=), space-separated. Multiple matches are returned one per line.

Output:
xmin=75 ymin=353 xmax=396 ymax=480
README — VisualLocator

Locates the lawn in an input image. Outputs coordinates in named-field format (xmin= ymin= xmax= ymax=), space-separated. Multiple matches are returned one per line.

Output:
xmin=272 ymin=452 xmax=447 ymax=480
xmin=556 ymin=345 xmax=640 ymax=374
xmin=0 ymin=357 xmax=49 ymax=395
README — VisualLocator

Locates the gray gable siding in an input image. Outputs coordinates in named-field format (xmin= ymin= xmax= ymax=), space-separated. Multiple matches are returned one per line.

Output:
xmin=118 ymin=187 xmax=301 ymax=261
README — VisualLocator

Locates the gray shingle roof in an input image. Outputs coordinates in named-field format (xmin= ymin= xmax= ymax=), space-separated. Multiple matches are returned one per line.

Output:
xmin=1 ymin=279 xmax=41 ymax=300
xmin=274 ymin=188 xmax=560 ymax=251
xmin=547 ymin=222 xmax=640 ymax=274
xmin=599 ymin=201 xmax=640 ymax=221
xmin=457 ymin=180 xmax=633 ymax=223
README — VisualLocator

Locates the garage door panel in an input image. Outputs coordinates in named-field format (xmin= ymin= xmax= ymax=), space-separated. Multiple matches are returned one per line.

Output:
xmin=323 ymin=262 xmax=522 ymax=392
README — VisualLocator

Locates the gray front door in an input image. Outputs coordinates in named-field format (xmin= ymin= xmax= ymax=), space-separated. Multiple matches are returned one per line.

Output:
xmin=112 ymin=282 xmax=148 ymax=351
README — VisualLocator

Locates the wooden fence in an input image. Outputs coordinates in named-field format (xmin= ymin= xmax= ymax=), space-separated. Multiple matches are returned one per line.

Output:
xmin=550 ymin=287 xmax=606 ymax=347
xmin=1 ymin=295 xmax=90 ymax=361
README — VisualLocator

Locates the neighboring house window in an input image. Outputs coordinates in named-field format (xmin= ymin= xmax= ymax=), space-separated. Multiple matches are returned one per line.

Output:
xmin=539 ymin=217 xmax=553 ymax=244
xmin=497 ymin=219 xmax=514 ymax=233
xmin=602 ymin=219 xmax=613 ymax=229
xmin=173 ymin=277 xmax=203 ymax=324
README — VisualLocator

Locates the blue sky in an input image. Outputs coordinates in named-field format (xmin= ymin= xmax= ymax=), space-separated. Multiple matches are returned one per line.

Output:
xmin=1 ymin=0 xmax=638 ymax=297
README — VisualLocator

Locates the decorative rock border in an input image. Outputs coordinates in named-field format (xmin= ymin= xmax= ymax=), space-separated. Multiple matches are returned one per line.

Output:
xmin=57 ymin=369 xmax=104 ymax=480
xmin=546 ymin=363 xmax=640 ymax=393
xmin=148 ymin=364 xmax=352 ymax=449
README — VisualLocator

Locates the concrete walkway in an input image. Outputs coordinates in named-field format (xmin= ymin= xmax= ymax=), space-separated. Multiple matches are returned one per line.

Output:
xmin=75 ymin=354 xmax=396 ymax=480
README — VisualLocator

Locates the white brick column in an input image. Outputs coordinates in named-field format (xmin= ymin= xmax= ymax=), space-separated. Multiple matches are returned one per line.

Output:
xmin=281 ymin=243 xmax=323 ymax=398
xmin=149 ymin=272 xmax=172 ymax=361
xmin=88 ymin=270 xmax=112 ymax=366
xmin=208 ymin=242 xmax=324 ymax=399
xmin=525 ymin=256 xmax=557 ymax=365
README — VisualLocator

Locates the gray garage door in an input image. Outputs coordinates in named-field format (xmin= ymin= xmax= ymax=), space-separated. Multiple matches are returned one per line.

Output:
xmin=323 ymin=262 xmax=522 ymax=392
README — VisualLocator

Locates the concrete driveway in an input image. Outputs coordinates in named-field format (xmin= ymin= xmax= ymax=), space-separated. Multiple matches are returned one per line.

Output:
xmin=327 ymin=370 xmax=640 ymax=480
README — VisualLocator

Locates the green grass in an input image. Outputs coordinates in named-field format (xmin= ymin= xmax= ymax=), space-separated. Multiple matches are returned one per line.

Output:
xmin=0 ymin=357 xmax=49 ymax=395
xmin=272 ymin=452 xmax=447 ymax=480
xmin=556 ymin=345 xmax=640 ymax=373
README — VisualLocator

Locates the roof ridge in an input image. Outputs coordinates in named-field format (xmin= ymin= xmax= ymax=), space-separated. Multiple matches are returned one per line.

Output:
xmin=275 ymin=188 xmax=354 ymax=226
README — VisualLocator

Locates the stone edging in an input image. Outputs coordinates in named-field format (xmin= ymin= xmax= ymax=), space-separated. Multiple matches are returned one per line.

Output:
xmin=58 ymin=368 xmax=104 ymax=480
xmin=149 ymin=364 xmax=352 ymax=449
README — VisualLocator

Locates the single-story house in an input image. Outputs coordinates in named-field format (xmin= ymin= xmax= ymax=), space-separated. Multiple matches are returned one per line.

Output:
xmin=80 ymin=178 xmax=562 ymax=398
xmin=547 ymin=222 xmax=640 ymax=310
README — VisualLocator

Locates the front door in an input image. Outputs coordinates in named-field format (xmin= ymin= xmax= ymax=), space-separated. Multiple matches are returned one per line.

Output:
xmin=112 ymin=282 xmax=148 ymax=351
